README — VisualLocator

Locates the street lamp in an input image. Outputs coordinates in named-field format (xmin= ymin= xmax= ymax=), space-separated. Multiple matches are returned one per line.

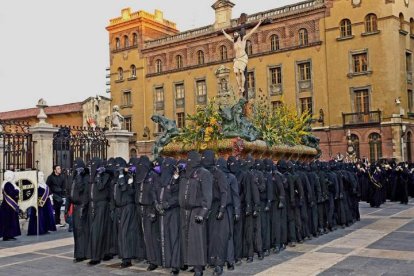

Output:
xmin=401 ymin=124 xmax=407 ymax=162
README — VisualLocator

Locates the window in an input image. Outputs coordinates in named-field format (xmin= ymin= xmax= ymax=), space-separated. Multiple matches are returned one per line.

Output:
xmin=247 ymin=71 xmax=255 ymax=99
xmin=270 ymin=67 xmax=282 ymax=85
xmin=298 ymin=62 xmax=311 ymax=81
xmin=406 ymin=52 xmax=412 ymax=73
xmin=196 ymin=80 xmax=207 ymax=104
xmin=155 ymin=59 xmax=162 ymax=73
xmin=176 ymin=55 xmax=183 ymax=69
xmin=365 ymin=14 xmax=378 ymax=33
xmin=352 ymin=53 xmax=368 ymax=73
xmin=117 ymin=67 xmax=123 ymax=80
xmin=298 ymin=28 xmax=308 ymax=46
xmin=124 ymin=35 xmax=129 ymax=48
xmin=124 ymin=117 xmax=132 ymax=132
xmin=130 ymin=65 xmax=136 ymax=78
xmin=132 ymin=33 xmax=138 ymax=46
xmin=270 ymin=35 xmax=280 ymax=51
xmin=271 ymin=101 xmax=282 ymax=110
xmin=175 ymin=83 xmax=185 ymax=108
xmin=197 ymin=50 xmax=204 ymax=65
xmin=369 ymin=133 xmax=382 ymax=162
xmin=354 ymin=89 xmax=369 ymax=113
xmin=300 ymin=97 xmax=313 ymax=114
xmin=220 ymin=45 xmax=228 ymax=60
xmin=340 ymin=19 xmax=352 ymax=37
xmin=400 ymin=13 xmax=405 ymax=31
xmin=177 ymin=112 xmax=185 ymax=129
xmin=246 ymin=40 xmax=253 ymax=55
xmin=408 ymin=90 xmax=413 ymax=112
xmin=115 ymin=38 xmax=120 ymax=50
xmin=155 ymin=87 xmax=164 ymax=110
xmin=350 ymin=134 xmax=360 ymax=159
xmin=411 ymin=18 xmax=414 ymax=35
xmin=122 ymin=91 xmax=131 ymax=106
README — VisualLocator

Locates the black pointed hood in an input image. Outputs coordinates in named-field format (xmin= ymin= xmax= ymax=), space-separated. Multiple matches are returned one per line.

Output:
xmin=186 ymin=151 xmax=201 ymax=175
xmin=160 ymin=157 xmax=177 ymax=185
xmin=277 ymin=159 xmax=288 ymax=173
xmin=216 ymin=157 xmax=230 ymax=173
xmin=227 ymin=156 xmax=239 ymax=174
xmin=136 ymin=155 xmax=152 ymax=183
xmin=90 ymin=157 xmax=103 ymax=178
xmin=201 ymin=150 xmax=216 ymax=170
xmin=245 ymin=154 xmax=254 ymax=170
xmin=264 ymin=158 xmax=273 ymax=172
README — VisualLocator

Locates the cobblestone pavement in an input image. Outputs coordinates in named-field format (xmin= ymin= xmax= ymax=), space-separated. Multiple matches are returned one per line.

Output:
xmin=0 ymin=199 xmax=413 ymax=276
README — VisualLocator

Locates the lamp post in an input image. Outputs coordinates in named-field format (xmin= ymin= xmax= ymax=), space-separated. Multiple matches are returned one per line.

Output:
xmin=401 ymin=124 xmax=407 ymax=162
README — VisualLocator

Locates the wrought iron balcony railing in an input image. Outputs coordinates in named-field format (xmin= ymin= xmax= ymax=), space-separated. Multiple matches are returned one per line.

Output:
xmin=342 ymin=110 xmax=381 ymax=126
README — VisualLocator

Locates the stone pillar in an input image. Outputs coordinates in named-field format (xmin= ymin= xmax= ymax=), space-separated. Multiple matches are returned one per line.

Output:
xmin=30 ymin=124 xmax=59 ymax=177
xmin=30 ymin=99 xmax=59 ymax=177
xmin=106 ymin=130 xmax=133 ymax=160
xmin=391 ymin=114 xmax=403 ymax=162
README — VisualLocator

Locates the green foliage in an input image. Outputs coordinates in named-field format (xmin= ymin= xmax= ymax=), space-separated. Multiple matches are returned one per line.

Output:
xmin=252 ymin=93 xmax=311 ymax=147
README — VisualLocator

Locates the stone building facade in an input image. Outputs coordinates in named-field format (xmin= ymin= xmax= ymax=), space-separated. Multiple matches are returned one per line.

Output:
xmin=107 ymin=0 xmax=414 ymax=162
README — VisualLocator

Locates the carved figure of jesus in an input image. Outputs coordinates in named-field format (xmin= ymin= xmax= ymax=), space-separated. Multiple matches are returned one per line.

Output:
xmin=222 ymin=19 xmax=262 ymax=97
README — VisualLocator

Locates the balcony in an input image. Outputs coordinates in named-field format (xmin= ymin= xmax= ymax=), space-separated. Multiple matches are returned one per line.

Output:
xmin=298 ymin=79 xmax=312 ymax=91
xmin=342 ymin=110 xmax=381 ymax=127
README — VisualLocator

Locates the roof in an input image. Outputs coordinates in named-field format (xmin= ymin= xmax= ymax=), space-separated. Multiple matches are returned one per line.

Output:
xmin=0 ymin=102 xmax=83 ymax=120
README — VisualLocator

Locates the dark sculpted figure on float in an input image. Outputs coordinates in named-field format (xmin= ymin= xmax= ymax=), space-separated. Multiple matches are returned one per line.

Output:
xmin=219 ymin=98 xmax=259 ymax=142
xmin=151 ymin=114 xmax=180 ymax=158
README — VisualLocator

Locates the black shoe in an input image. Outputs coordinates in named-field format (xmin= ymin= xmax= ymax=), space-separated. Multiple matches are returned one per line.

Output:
xmin=88 ymin=260 xmax=100 ymax=266
xmin=2 ymin=237 xmax=16 ymax=241
xmin=171 ymin=267 xmax=180 ymax=275
xmin=281 ymin=243 xmax=287 ymax=250
xmin=273 ymin=246 xmax=280 ymax=254
xmin=288 ymin=242 xmax=296 ymax=247
xmin=147 ymin=264 xmax=158 ymax=271
xmin=264 ymin=250 xmax=270 ymax=257
xmin=258 ymin=252 xmax=264 ymax=260
xmin=213 ymin=266 xmax=223 ymax=276
xmin=298 ymin=240 xmax=304 ymax=244
xmin=227 ymin=263 xmax=235 ymax=271
xmin=235 ymin=259 xmax=242 ymax=266
xmin=246 ymin=257 xmax=253 ymax=263
xmin=120 ymin=261 xmax=132 ymax=268
xmin=102 ymin=255 xmax=113 ymax=261
xmin=73 ymin=258 xmax=86 ymax=263
xmin=194 ymin=272 xmax=203 ymax=276
xmin=180 ymin=265 xmax=188 ymax=271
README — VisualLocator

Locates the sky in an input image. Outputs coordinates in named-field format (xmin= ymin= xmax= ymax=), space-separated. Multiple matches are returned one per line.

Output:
xmin=0 ymin=0 xmax=302 ymax=112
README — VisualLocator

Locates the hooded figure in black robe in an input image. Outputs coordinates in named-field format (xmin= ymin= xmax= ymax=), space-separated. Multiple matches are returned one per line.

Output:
xmin=269 ymin=162 xmax=286 ymax=253
xmin=154 ymin=157 xmax=181 ymax=275
xmin=0 ymin=170 xmax=21 ymax=240
xmin=104 ymin=158 xmax=118 ymax=259
xmin=201 ymin=150 xmax=229 ymax=276
xmin=179 ymin=151 xmax=213 ymax=276
xmin=368 ymin=164 xmax=384 ymax=208
xmin=87 ymin=158 xmax=111 ymax=265
xmin=228 ymin=156 xmax=248 ymax=265
xmin=217 ymin=157 xmax=240 ymax=271
xmin=243 ymin=155 xmax=263 ymax=262
xmin=135 ymin=155 xmax=160 ymax=271
xmin=68 ymin=158 xmax=90 ymax=263
xmin=114 ymin=157 xmax=138 ymax=268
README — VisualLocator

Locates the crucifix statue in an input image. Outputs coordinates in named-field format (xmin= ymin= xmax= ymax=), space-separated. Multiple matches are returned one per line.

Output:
xmin=222 ymin=14 xmax=262 ymax=100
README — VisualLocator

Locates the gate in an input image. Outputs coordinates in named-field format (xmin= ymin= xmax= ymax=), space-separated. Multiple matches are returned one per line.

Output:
xmin=53 ymin=126 xmax=108 ymax=171
xmin=0 ymin=120 xmax=34 ymax=180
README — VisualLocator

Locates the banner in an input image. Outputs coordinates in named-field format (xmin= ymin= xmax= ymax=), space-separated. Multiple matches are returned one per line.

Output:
xmin=15 ymin=170 xmax=38 ymax=212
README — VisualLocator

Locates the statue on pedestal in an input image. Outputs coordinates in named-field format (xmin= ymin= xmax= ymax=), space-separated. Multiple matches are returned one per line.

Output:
xmin=110 ymin=105 xmax=124 ymax=130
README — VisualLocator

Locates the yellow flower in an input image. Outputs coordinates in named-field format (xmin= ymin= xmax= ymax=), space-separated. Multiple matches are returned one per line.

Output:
xmin=205 ymin=126 xmax=213 ymax=134
xmin=200 ymin=142 xmax=208 ymax=150
xmin=210 ymin=117 xmax=217 ymax=125
xmin=204 ymin=134 xmax=211 ymax=142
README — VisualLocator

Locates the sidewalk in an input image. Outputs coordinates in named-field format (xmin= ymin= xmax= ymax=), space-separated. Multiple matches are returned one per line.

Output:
xmin=0 ymin=199 xmax=413 ymax=276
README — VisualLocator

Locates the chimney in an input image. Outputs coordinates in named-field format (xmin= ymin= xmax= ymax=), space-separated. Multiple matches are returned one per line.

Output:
xmin=212 ymin=0 xmax=235 ymax=30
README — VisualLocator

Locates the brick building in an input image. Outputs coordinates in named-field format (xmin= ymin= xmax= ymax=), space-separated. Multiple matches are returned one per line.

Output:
xmin=107 ymin=0 xmax=414 ymax=162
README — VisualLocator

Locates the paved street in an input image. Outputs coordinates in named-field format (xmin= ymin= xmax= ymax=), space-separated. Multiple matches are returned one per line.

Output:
xmin=1 ymin=199 xmax=414 ymax=276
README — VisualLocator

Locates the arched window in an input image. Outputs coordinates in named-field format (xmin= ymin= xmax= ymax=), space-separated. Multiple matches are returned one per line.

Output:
xmin=340 ymin=19 xmax=352 ymax=37
xmin=298 ymin=28 xmax=309 ymax=46
xmin=270 ymin=34 xmax=280 ymax=51
xmin=365 ymin=14 xmax=378 ymax=33
xmin=132 ymin=33 xmax=138 ymax=46
xmin=155 ymin=59 xmax=162 ymax=73
xmin=369 ymin=133 xmax=382 ymax=162
xmin=197 ymin=50 xmax=204 ymax=65
xmin=130 ymin=65 xmax=136 ymax=78
xmin=176 ymin=55 xmax=183 ymax=69
xmin=130 ymin=148 xmax=137 ymax=158
xmin=407 ymin=132 xmax=412 ymax=162
xmin=410 ymin=18 xmax=414 ymax=35
xmin=246 ymin=40 xmax=253 ymax=55
xmin=117 ymin=67 xmax=123 ymax=80
xmin=400 ymin=13 xmax=405 ymax=31
xmin=350 ymin=134 xmax=360 ymax=159
xmin=124 ymin=35 xmax=129 ymax=48
xmin=115 ymin=38 xmax=120 ymax=50
xmin=220 ymin=45 xmax=228 ymax=60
